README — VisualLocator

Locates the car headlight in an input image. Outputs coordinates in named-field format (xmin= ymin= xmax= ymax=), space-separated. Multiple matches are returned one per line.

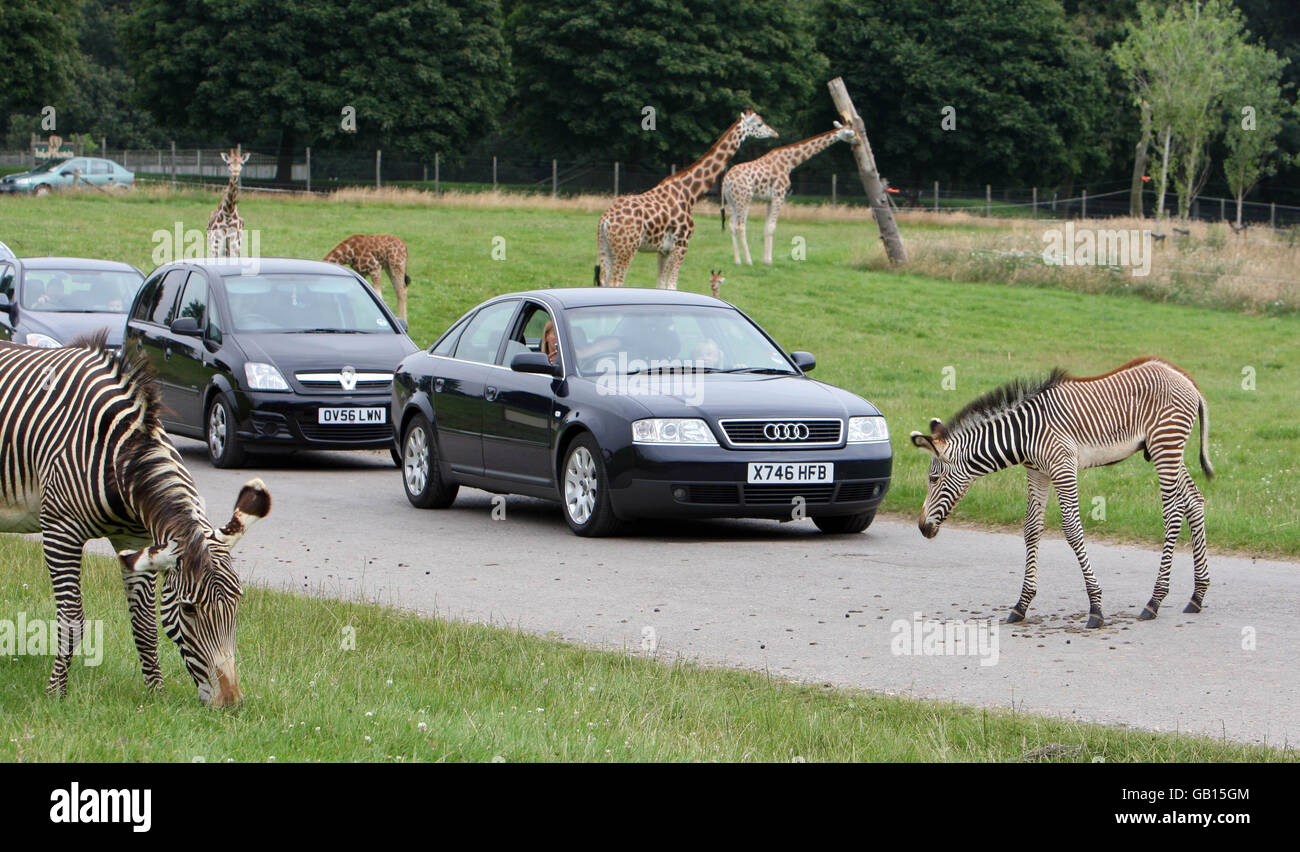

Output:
xmin=847 ymin=415 xmax=889 ymax=443
xmin=244 ymin=362 xmax=290 ymax=391
xmin=631 ymin=418 xmax=718 ymax=445
xmin=25 ymin=333 xmax=61 ymax=348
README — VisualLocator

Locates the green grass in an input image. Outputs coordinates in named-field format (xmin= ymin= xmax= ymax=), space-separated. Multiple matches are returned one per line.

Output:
xmin=1 ymin=190 xmax=1297 ymax=556
xmin=1 ymin=538 xmax=1288 ymax=762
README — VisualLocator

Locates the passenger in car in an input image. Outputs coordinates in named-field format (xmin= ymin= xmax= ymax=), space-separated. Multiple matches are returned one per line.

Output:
xmin=542 ymin=320 xmax=559 ymax=365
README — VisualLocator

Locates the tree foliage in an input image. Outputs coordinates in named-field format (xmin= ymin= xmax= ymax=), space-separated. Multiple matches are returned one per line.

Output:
xmin=0 ymin=0 xmax=83 ymax=142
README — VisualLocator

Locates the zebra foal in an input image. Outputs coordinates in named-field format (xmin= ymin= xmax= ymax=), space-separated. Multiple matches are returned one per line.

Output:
xmin=910 ymin=357 xmax=1213 ymax=628
xmin=0 ymin=334 xmax=270 ymax=705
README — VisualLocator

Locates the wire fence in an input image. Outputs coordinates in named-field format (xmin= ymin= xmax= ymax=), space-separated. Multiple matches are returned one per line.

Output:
xmin=4 ymin=145 xmax=1300 ymax=229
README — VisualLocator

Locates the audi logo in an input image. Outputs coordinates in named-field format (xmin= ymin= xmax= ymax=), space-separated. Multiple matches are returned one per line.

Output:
xmin=763 ymin=422 xmax=810 ymax=441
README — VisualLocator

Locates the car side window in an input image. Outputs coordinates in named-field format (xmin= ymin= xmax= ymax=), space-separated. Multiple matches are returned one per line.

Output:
xmin=206 ymin=289 xmax=223 ymax=343
xmin=452 ymin=300 xmax=518 ymax=364
xmin=91 ymin=160 xmax=109 ymax=175
xmin=431 ymin=316 xmax=468 ymax=356
xmin=131 ymin=274 xmax=162 ymax=321
xmin=176 ymin=271 xmax=207 ymax=330
xmin=143 ymin=269 xmax=187 ymax=326
xmin=0 ymin=264 xmax=13 ymax=301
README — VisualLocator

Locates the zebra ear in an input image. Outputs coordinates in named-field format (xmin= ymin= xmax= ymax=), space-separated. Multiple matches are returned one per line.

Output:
xmin=929 ymin=418 xmax=950 ymax=442
xmin=217 ymin=478 xmax=272 ymax=549
xmin=910 ymin=431 xmax=938 ymax=454
xmin=118 ymin=541 xmax=180 ymax=576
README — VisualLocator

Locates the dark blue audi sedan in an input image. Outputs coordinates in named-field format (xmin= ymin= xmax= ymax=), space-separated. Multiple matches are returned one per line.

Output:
xmin=392 ymin=288 xmax=891 ymax=536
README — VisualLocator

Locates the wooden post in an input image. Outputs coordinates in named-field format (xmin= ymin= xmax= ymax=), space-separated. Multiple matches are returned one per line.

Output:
xmin=305 ymin=147 xmax=311 ymax=193
xmin=196 ymin=149 xmax=201 ymax=181
xmin=434 ymin=153 xmax=440 ymax=193
xmin=934 ymin=180 xmax=939 ymax=213
xmin=1270 ymin=202 xmax=1276 ymax=229
xmin=423 ymin=164 xmax=428 ymax=183
xmin=492 ymin=155 xmax=498 ymax=191
xmin=1052 ymin=192 xmax=1057 ymax=213
xmin=552 ymin=159 xmax=557 ymax=198
xmin=985 ymin=184 xmax=991 ymax=218
xmin=376 ymin=150 xmax=382 ymax=188
xmin=1032 ymin=186 xmax=1038 ymax=220
xmin=1220 ymin=197 xmax=1225 ymax=221
xmin=1082 ymin=189 xmax=1087 ymax=220
xmin=831 ymin=173 xmax=837 ymax=205
xmin=614 ymin=161 xmax=620 ymax=196
xmin=826 ymin=77 xmax=907 ymax=265
xmin=170 ymin=141 xmax=177 ymax=189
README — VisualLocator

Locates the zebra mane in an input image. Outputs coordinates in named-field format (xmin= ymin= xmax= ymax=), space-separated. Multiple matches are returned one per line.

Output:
xmin=70 ymin=333 xmax=217 ymax=572
xmin=947 ymin=369 xmax=1067 ymax=433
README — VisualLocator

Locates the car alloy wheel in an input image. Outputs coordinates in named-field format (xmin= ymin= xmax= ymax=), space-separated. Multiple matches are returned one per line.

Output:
xmin=402 ymin=413 xmax=458 ymax=509
xmin=564 ymin=446 xmax=597 ymax=525
xmin=206 ymin=396 xmax=245 ymax=468
xmin=404 ymin=427 xmax=429 ymax=495
xmin=560 ymin=435 xmax=621 ymax=536
xmin=208 ymin=403 xmax=227 ymax=459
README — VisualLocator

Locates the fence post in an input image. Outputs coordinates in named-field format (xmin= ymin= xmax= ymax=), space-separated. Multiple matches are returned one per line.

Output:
xmin=305 ymin=147 xmax=311 ymax=193
xmin=170 ymin=141 xmax=176 ymax=189
xmin=1082 ymin=189 xmax=1087 ymax=219
xmin=101 ymin=136 xmax=106 ymax=156
xmin=422 ymin=164 xmax=427 ymax=183
xmin=934 ymin=180 xmax=939 ymax=213
xmin=1271 ymin=202 xmax=1276 ymax=229
xmin=1052 ymin=192 xmax=1057 ymax=213
xmin=552 ymin=159 xmax=557 ymax=198
xmin=614 ymin=161 xmax=620 ymax=196
xmin=492 ymin=155 xmax=498 ymax=191
xmin=435 ymin=153 xmax=440 ymax=194
xmin=196 ymin=149 xmax=201 ymax=181
xmin=376 ymin=150 xmax=381 ymax=188
xmin=1032 ymin=186 xmax=1037 ymax=220
xmin=1192 ymin=198 xmax=1198 ymax=220
xmin=1220 ymin=197 xmax=1225 ymax=221
xmin=985 ymin=184 xmax=990 ymax=217
xmin=831 ymin=174 xmax=837 ymax=205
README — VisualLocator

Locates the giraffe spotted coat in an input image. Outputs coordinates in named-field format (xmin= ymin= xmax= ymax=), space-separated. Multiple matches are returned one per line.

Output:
xmin=324 ymin=234 xmax=411 ymax=320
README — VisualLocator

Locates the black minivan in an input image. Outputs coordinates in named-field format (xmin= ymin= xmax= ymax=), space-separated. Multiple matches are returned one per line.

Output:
xmin=125 ymin=258 xmax=418 ymax=467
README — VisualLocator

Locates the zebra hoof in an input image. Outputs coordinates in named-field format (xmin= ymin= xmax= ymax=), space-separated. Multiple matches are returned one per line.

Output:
xmin=1183 ymin=600 xmax=1203 ymax=614
xmin=1138 ymin=600 xmax=1159 ymax=621
xmin=1006 ymin=608 xmax=1026 ymax=624
xmin=1086 ymin=607 xmax=1105 ymax=629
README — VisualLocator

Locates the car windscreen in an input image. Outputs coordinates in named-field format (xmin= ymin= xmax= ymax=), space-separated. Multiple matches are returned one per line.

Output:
xmin=27 ymin=161 xmax=64 ymax=174
xmin=565 ymin=304 xmax=797 ymax=377
xmin=21 ymin=268 xmax=144 ymax=313
xmin=223 ymin=273 xmax=397 ymax=333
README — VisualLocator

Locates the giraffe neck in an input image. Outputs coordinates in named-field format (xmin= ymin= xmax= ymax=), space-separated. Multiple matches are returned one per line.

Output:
xmin=772 ymin=129 xmax=844 ymax=172
xmin=667 ymin=120 xmax=746 ymax=204
xmin=221 ymin=174 xmax=239 ymax=216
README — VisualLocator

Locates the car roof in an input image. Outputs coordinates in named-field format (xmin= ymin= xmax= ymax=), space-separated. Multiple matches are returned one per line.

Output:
xmin=152 ymin=257 xmax=359 ymax=276
xmin=495 ymin=287 xmax=728 ymax=309
xmin=16 ymin=256 xmax=141 ymax=273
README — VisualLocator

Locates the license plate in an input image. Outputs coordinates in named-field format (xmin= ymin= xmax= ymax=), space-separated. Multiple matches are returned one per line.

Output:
xmin=747 ymin=462 xmax=834 ymax=484
xmin=318 ymin=407 xmax=386 ymax=425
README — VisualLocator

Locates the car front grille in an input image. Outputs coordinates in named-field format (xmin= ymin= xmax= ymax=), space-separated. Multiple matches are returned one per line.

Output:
xmin=719 ymin=418 xmax=843 ymax=447
xmin=298 ymin=422 xmax=392 ymax=442
xmin=742 ymin=484 xmax=836 ymax=504
xmin=295 ymin=370 xmax=393 ymax=392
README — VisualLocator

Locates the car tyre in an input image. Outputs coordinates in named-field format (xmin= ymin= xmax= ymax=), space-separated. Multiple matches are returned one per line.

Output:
xmin=561 ymin=434 xmax=622 ymax=537
xmin=389 ymin=444 xmax=402 ymax=467
xmin=34 ymin=185 xmax=51 ymax=197
xmin=812 ymin=510 xmax=876 ymax=535
xmin=206 ymin=395 xmax=246 ymax=468
xmin=403 ymin=413 xmax=458 ymax=508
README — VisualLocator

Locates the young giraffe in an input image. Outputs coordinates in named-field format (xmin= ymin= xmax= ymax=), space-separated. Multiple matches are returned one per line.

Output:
xmin=721 ymin=122 xmax=856 ymax=265
xmin=323 ymin=234 xmax=412 ymax=320
xmin=595 ymin=109 xmax=778 ymax=289
xmin=708 ymin=269 xmax=725 ymax=299
xmin=207 ymin=146 xmax=251 ymax=258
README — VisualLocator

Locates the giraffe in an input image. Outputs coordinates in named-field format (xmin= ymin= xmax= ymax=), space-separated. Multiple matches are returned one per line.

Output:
xmin=721 ymin=122 xmax=856 ymax=265
xmin=207 ymin=146 xmax=251 ymax=258
xmin=324 ymin=234 xmax=411 ymax=320
xmin=595 ymin=109 xmax=778 ymax=289
xmin=708 ymin=269 xmax=725 ymax=299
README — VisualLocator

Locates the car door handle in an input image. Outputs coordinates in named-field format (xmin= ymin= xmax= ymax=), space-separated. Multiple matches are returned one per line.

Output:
xmin=484 ymin=386 xmax=498 ymax=402
xmin=433 ymin=378 xmax=445 ymax=392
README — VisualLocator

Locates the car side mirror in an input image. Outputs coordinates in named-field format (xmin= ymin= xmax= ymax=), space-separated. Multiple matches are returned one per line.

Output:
xmin=511 ymin=351 xmax=559 ymax=376
xmin=170 ymin=316 xmax=202 ymax=336
xmin=791 ymin=351 xmax=816 ymax=372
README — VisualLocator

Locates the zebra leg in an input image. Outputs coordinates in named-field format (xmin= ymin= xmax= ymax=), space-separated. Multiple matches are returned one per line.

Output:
xmin=1181 ymin=470 xmax=1210 ymax=613
xmin=1140 ymin=458 xmax=1186 ymax=620
xmin=1053 ymin=469 xmax=1104 ymax=627
xmin=1010 ymin=468 xmax=1050 ymax=622
xmin=120 ymin=561 xmax=164 ymax=689
xmin=42 ymin=533 xmax=87 ymax=697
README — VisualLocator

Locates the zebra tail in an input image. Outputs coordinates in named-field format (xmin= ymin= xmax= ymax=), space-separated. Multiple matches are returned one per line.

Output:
xmin=1198 ymin=393 xmax=1214 ymax=479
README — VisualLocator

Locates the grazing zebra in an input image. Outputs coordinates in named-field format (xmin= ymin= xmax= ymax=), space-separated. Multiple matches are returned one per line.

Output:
xmin=0 ymin=333 xmax=270 ymax=705
xmin=910 ymin=357 xmax=1212 ymax=629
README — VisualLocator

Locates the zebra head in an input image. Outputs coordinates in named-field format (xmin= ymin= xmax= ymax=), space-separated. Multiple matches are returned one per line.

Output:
xmin=119 ymin=478 xmax=271 ymax=707
xmin=910 ymin=418 xmax=973 ymax=539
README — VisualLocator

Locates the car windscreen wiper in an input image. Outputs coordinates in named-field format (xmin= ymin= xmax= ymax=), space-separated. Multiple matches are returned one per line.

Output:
xmin=714 ymin=366 xmax=796 ymax=375
xmin=287 ymin=328 xmax=365 ymax=333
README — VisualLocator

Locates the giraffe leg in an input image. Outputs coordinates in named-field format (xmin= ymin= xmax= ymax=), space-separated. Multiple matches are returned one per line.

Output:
xmin=608 ymin=233 xmax=636 ymax=287
xmin=119 ymin=553 xmax=163 ymax=690
xmin=737 ymin=208 xmax=754 ymax=266
xmin=657 ymin=251 xmax=667 ymax=289
xmin=664 ymin=240 xmax=689 ymax=290
xmin=1181 ymin=468 xmax=1210 ymax=613
xmin=1140 ymin=453 xmax=1186 ymax=620
xmin=762 ymin=198 xmax=783 ymax=265
xmin=370 ymin=269 xmax=384 ymax=305
xmin=1053 ymin=467 xmax=1104 ymax=627
xmin=728 ymin=202 xmax=744 ymax=265
xmin=1009 ymin=468 xmax=1050 ymax=623
xmin=42 ymin=532 xmax=87 ymax=697
xmin=388 ymin=264 xmax=407 ymax=321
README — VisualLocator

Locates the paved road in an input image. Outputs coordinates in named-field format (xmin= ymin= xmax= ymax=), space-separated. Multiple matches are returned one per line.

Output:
xmin=152 ymin=440 xmax=1298 ymax=747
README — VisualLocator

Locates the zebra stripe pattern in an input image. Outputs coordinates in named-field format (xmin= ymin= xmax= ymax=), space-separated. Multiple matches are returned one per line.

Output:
xmin=910 ymin=357 xmax=1212 ymax=629
xmin=0 ymin=334 xmax=269 ymax=705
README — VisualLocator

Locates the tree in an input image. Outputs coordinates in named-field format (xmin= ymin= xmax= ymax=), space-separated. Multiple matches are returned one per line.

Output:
xmin=508 ymin=0 xmax=827 ymax=173
xmin=0 ymin=0 xmax=82 ymax=142
xmin=125 ymin=0 xmax=511 ymax=183
xmin=814 ymin=0 xmax=1111 ymax=193
xmin=1221 ymin=40 xmax=1293 ymax=224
